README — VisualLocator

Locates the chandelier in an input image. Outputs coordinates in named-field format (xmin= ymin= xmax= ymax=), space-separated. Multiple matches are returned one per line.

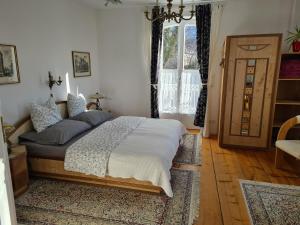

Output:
xmin=144 ymin=0 xmax=195 ymax=23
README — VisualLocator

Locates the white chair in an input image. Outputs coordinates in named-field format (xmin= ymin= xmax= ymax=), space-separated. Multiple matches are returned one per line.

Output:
xmin=275 ymin=115 xmax=300 ymax=168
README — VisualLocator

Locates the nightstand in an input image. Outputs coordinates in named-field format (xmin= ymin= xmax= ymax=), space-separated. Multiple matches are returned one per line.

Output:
xmin=8 ymin=145 xmax=29 ymax=197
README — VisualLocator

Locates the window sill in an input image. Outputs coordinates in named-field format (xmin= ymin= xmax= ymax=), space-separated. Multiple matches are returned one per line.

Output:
xmin=159 ymin=112 xmax=196 ymax=116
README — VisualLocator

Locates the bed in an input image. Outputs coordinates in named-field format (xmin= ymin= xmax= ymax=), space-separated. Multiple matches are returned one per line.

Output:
xmin=8 ymin=101 xmax=186 ymax=197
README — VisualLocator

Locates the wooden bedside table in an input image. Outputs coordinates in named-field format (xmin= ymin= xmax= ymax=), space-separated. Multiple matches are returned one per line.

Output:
xmin=8 ymin=145 xmax=29 ymax=197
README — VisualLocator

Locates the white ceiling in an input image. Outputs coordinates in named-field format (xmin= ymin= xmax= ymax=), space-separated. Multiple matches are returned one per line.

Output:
xmin=78 ymin=0 xmax=216 ymax=9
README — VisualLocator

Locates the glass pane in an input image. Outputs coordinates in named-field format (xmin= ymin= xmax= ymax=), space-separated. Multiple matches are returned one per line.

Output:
xmin=184 ymin=25 xmax=198 ymax=70
xmin=159 ymin=69 xmax=179 ymax=113
xmin=163 ymin=26 xmax=178 ymax=69
xmin=179 ymin=70 xmax=201 ymax=114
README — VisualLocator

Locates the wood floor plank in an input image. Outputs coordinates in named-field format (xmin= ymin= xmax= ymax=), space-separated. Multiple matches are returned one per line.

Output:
xmin=243 ymin=151 xmax=272 ymax=182
xmin=198 ymin=137 xmax=300 ymax=225
xmin=211 ymin=142 xmax=242 ymax=225
xmin=196 ymin=138 xmax=223 ymax=225
xmin=255 ymin=151 xmax=293 ymax=185
xmin=223 ymin=150 xmax=251 ymax=225
xmin=233 ymin=150 xmax=256 ymax=180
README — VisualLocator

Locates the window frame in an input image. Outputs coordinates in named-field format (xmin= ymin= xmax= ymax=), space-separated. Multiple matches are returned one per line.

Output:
xmin=159 ymin=19 xmax=200 ymax=115
xmin=161 ymin=19 xmax=197 ymax=70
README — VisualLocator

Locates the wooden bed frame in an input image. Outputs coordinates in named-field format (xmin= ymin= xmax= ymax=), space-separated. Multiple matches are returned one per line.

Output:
xmin=8 ymin=101 xmax=162 ymax=194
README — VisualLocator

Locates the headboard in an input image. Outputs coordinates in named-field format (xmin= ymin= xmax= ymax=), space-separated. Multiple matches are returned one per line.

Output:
xmin=8 ymin=101 xmax=69 ymax=145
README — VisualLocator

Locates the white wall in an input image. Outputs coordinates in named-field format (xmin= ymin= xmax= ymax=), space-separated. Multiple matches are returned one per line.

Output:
xmin=0 ymin=0 xmax=101 ymax=124
xmin=97 ymin=8 xmax=198 ymax=127
xmin=1 ymin=0 xmax=299 ymax=130
xmin=97 ymin=7 xmax=151 ymax=118
xmin=208 ymin=0 xmax=300 ymax=134
xmin=97 ymin=0 xmax=300 ymax=133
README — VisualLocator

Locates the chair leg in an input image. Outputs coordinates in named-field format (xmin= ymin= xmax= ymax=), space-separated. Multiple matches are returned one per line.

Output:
xmin=275 ymin=148 xmax=285 ymax=169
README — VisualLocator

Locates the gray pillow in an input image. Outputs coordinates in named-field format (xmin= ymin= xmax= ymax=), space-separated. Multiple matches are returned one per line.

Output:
xmin=20 ymin=119 xmax=91 ymax=145
xmin=70 ymin=110 xmax=113 ymax=127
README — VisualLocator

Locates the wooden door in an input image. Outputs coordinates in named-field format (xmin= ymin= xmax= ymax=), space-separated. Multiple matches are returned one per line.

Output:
xmin=219 ymin=34 xmax=282 ymax=149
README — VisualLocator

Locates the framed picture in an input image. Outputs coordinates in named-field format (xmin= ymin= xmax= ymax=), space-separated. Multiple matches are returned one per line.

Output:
xmin=72 ymin=51 xmax=91 ymax=78
xmin=0 ymin=44 xmax=20 ymax=85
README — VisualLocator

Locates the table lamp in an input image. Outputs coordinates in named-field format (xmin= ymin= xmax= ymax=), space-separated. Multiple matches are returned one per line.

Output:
xmin=89 ymin=92 xmax=106 ymax=110
xmin=1 ymin=118 xmax=15 ymax=153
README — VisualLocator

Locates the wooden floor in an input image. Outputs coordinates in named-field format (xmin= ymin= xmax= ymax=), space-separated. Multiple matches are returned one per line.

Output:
xmin=193 ymin=137 xmax=300 ymax=225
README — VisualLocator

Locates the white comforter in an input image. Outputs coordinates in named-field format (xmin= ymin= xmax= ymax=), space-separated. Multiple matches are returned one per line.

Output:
xmin=107 ymin=118 xmax=186 ymax=197
xmin=65 ymin=117 xmax=145 ymax=178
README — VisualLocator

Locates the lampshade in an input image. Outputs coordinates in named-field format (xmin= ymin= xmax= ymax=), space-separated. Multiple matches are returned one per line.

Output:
xmin=3 ymin=123 xmax=15 ymax=134
xmin=89 ymin=92 xmax=106 ymax=100
xmin=2 ymin=122 xmax=15 ymax=145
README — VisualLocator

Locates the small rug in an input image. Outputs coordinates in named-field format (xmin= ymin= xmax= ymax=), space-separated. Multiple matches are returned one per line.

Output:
xmin=16 ymin=169 xmax=200 ymax=225
xmin=240 ymin=180 xmax=300 ymax=225
xmin=173 ymin=134 xmax=201 ymax=165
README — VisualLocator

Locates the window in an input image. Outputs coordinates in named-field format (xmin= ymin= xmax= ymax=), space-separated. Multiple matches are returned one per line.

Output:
xmin=159 ymin=21 xmax=201 ymax=115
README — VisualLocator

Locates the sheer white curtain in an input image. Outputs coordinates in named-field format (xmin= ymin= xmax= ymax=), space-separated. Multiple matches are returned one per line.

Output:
xmin=202 ymin=3 xmax=224 ymax=137
xmin=159 ymin=69 xmax=179 ymax=113
xmin=158 ymin=21 xmax=201 ymax=128
xmin=180 ymin=70 xmax=201 ymax=114
xmin=159 ymin=70 xmax=201 ymax=115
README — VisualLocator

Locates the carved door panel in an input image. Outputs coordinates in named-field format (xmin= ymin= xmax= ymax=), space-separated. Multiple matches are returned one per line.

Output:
xmin=219 ymin=34 xmax=282 ymax=149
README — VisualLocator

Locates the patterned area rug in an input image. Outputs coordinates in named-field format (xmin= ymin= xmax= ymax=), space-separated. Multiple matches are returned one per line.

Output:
xmin=173 ymin=134 xmax=201 ymax=165
xmin=16 ymin=169 xmax=199 ymax=225
xmin=240 ymin=180 xmax=300 ymax=225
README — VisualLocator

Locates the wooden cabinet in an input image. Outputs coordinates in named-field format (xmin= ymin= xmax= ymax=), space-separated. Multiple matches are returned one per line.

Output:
xmin=219 ymin=34 xmax=282 ymax=149
xmin=9 ymin=145 xmax=29 ymax=197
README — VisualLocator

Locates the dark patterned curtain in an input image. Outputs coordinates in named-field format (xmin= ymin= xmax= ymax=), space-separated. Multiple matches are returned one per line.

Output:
xmin=194 ymin=4 xmax=211 ymax=127
xmin=150 ymin=8 xmax=164 ymax=118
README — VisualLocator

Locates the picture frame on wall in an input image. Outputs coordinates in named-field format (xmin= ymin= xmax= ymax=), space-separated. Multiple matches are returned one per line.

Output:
xmin=0 ymin=44 xmax=20 ymax=85
xmin=72 ymin=51 xmax=91 ymax=78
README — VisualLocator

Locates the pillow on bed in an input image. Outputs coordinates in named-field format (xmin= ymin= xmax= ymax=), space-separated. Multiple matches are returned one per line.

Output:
xmin=44 ymin=97 xmax=62 ymax=117
xmin=31 ymin=97 xmax=62 ymax=133
xmin=20 ymin=119 xmax=91 ymax=145
xmin=67 ymin=93 xmax=86 ymax=117
xmin=70 ymin=110 xmax=113 ymax=127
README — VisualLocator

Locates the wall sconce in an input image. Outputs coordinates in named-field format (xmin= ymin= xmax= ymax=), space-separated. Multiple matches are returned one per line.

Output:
xmin=48 ymin=71 xmax=63 ymax=90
